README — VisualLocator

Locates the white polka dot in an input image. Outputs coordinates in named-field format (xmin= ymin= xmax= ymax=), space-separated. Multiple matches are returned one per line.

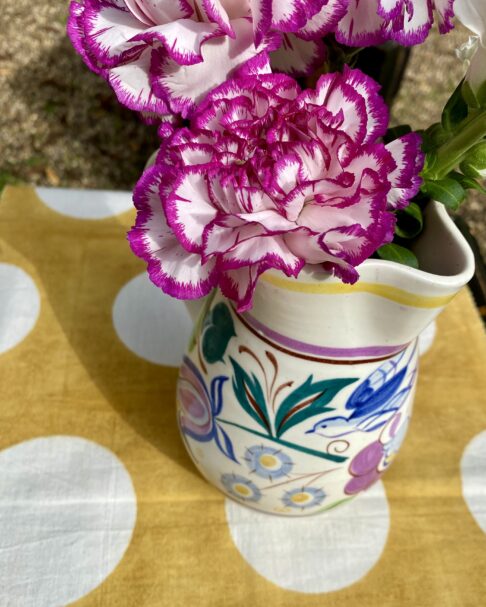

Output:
xmin=0 ymin=264 xmax=40 ymax=354
xmin=225 ymin=481 xmax=389 ymax=593
xmin=0 ymin=436 xmax=137 ymax=607
xmin=36 ymin=187 xmax=133 ymax=219
xmin=418 ymin=321 xmax=437 ymax=357
xmin=461 ymin=431 xmax=486 ymax=534
xmin=113 ymin=273 xmax=192 ymax=366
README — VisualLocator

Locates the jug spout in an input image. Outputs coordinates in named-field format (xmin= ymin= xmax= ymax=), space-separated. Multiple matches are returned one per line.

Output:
xmin=244 ymin=201 xmax=475 ymax=358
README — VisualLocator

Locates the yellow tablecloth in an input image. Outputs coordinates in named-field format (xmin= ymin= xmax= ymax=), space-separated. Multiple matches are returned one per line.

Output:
xmin=0 ymin=185 xmax=485 ymax=606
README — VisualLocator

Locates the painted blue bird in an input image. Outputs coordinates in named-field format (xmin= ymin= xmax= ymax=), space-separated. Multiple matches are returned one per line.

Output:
xmin=307 ymin=352 xmax=416 ymax=439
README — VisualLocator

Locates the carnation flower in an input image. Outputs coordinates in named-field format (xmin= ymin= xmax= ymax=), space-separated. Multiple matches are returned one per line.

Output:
xmin=67 ymin=0 xmax=277 ymax=120
xmin=67 ymin=0 xmax=347 ymax=120
xmin=128 ymin=68 xmax=423 ymax=311
xmin=335 ymin=0 xmax=455 ymax=47
xmin=261 ymin=0 xmax=349 ymax=76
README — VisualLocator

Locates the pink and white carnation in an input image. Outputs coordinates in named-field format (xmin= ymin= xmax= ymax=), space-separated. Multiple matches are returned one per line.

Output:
xmin=260 ymin=0 xmax=349 ymax=77
xmin=67 ymin=0 xmax=277 ymax=120
xmin=67 ymin=0 xmax=348 ymax=121
xmin=335 ymin=0 xmax=456 ymax=47
xmin=128 ymin=68 xmax=424 ymax=311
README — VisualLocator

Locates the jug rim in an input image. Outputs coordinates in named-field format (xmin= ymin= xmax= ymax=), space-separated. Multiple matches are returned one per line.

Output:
xmin=264 ymin=201 xmax=475 ymax=293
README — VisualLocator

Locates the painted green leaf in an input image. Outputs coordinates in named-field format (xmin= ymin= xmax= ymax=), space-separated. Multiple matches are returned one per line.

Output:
xmin=202 ymin=302 xmax=236 ymax=363
xmin=316 ymin=497 xmax=353 ymax=513
xmin=275 ymin=376 xmax=357 ymax=438
xmin=230 ymin=357 xmax=272 ymax=434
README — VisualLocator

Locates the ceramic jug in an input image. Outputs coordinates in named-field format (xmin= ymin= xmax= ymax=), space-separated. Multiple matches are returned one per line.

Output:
xmin=176 ymin=201 xmax=475 ymax=516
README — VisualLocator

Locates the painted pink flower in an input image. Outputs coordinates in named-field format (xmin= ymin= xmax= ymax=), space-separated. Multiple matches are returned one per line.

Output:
xmin=336 ymin=0 xmax=455 ymax=47
xmin=128 ymin=68 xmax=423 ymax=311
xmin=67 ymin=0 xmax=347 ymax=120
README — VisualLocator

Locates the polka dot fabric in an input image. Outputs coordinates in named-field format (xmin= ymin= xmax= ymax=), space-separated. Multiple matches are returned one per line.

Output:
xmin=0 ymin=185 xmax=485 ymax=606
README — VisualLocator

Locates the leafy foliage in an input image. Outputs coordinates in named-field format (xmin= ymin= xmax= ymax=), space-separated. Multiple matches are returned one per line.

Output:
xmin=274 ymin=376 xmax=357 ymax=438
xmin=441 ymin=80 xmax=469 ymax=133
xmin=380 ymin=76 xmax=486 ymax=269
xmin=421 ymin=177 xmax=466 ymax=210
xmin=376 ymin=243 xmax=419 ymax=269
xmin=230 ymin=358 xmax=272 ymax=434
xmin=394 ymin=202 xmax=423 ymax=239
xmin=202 ymin=303 xmax=236 ymax=364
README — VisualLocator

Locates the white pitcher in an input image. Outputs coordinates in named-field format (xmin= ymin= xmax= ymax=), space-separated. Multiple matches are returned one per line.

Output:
xmin=177 ymin=201 xmax=475 ymax=516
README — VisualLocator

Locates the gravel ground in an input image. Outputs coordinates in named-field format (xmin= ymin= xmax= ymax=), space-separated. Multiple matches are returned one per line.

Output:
xmin=0 ymin=1 xmax=485 ymax=258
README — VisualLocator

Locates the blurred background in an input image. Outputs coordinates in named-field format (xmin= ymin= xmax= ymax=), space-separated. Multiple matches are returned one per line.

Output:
xmin=0 ymin=3 xmax=485 ymax=262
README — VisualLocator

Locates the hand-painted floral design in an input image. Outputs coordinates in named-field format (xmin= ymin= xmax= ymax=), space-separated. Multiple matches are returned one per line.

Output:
xmin=202 ymin=302 xmax=236 ymax=364
xmin=336 ymin=0 xmax=455 ymax=47
xmin=129 ymin=69 xmax=424 ymax=310
xmin=344 ymin=440 xmax=384 ymax=495
xmin=344 ymin=410 xmax=409 ymax=495
xmin=244 ymin=445 xmax=293 ymax=480
xmin=177 ymin=355 xmax=237 ymax=462
xmin=308 ymin=347 xmax=416 ymax=438
xmin=230 ymin=354 xmax=356 ymax=446
xmin=282 ymin=486 xmax=326 ymax=509
xmin=382 ymin=412 xmax=409 ymax=466
xmin=221 ymin=472 xmax=262 ymax=502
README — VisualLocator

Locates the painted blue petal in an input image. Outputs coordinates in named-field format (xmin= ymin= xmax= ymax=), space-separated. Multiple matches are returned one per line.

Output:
xmin=211 ymin=375 xmax=228 ymax=416
xmin=214 ymin=423 xmax=238 ymax=463
xmin=348 ymin=367 xmax=408 ymax=418
xmin=183 ymin=355 xmax=211 ymax=400
xmin=357 ymin=408 xmax=400 ymax=432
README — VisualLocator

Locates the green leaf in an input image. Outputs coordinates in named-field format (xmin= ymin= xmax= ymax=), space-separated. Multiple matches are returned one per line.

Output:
xmin=422 ymin=123 xmax=450 ymax=153
xmin=459 ymin=140 xmax=486 ymax=179
xmin=274 ymin=376 xmax=357 ymax=438
xmin=230 ymin=358 xmax=272 ymax=434
xmin=477 ymin=81 xmax=486 ymax=108
xmin=462 ymin=79 xmax=480 ymax=109
xmin=421 ymin=177 xmax=466 ymax=210
xmin=422 ymin=150 xmax=438 ymax=176
xmin=201 ymin=302 xmax=236 ymax=363
xmin=394 ymin=202 xmax=424 ymax=239
xmin=442 ymin=79 xmax=469 ymax=132
xmin=376 ymin=244 xmax=419 ymax=269
xmin=448 ymin=170 xmax=486 ymax=195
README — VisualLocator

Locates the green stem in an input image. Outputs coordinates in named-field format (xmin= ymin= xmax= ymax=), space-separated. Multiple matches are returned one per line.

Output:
xmin=217 ymin=418 xmax=347 ymax=464
xmin=426 ymin=109 xmax=486 ymax=180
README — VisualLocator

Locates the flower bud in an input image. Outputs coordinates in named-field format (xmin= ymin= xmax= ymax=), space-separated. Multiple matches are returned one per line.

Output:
xmin=460 ymin=141 xmax=486 ymax=179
